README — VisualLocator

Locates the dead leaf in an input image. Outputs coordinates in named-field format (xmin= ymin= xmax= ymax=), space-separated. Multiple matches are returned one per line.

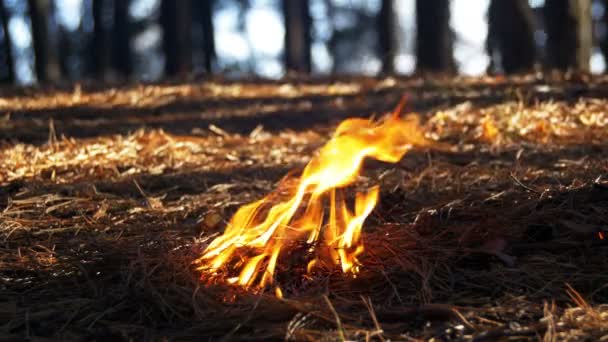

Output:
xmin=93 ymin=201 xmax=109 ymax=220
xmin=201 ymin=211 xmax=223 ymax=230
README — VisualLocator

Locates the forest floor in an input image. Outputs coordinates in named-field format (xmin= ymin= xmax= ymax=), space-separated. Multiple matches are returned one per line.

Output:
xmin=0 ymin=75 xmax=607 ymax=341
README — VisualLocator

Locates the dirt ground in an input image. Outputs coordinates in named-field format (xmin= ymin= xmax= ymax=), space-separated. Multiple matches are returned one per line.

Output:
xmin=0 ymin=75 xmax=607 ymax=341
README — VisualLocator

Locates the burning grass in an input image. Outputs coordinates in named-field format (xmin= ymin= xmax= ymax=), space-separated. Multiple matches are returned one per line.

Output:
xmin=1 ymin=77 xmax=608 ymax=340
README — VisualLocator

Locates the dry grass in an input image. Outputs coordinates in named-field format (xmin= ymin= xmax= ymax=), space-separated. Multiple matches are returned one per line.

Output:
xmin=0 ymin=76 xmax=607 ymax=341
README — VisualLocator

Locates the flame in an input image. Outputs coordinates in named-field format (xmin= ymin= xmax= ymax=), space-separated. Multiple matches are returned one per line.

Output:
xmin=480 ymin=115 xmax=499 ymax=142
xmin=194 ymin=100 xmax=434 ymax=290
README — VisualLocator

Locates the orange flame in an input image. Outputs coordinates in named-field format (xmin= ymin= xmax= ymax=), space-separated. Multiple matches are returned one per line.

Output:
xmin=194 ymin=100 xmax=434 ymax=290
xmin=480 ymin=115 xmax=499 ymax=143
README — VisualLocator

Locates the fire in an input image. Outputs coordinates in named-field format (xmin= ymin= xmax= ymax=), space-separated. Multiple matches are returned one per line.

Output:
xmin=194 ymin=100 xmax=435 ymax=290
xmin=480 ymin=115 xmax=499 ymax=142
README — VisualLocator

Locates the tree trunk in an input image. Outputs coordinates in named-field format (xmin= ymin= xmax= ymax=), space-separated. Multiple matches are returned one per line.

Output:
xmin=415 ymin=0 xmax=454 ymax=73
xmin=161 ymin=0 xmax=192 ymax=76
xmin=487 ymin=0 xmax=536 ymax=74
xmin=192 ymin=0 xmax=215 ymax=73
xmin=378 ymin=0 xmax=395 ymax=74
xmin=543 ymin=0 xmax=592 ymax=72
xmin=283 ymin=0 xmax=311 ymax=73
xmin=601 ymin=0 xmax=608 ymax=62
xmin=0 ymin=0 xmax=13 ymax=83
xmin=90 ymin=0 xmax=112 ymax=79
xmin=112 ymin=0 xmax=131 ymax=77
xmin=28 ymin=0 xmax=60 ymax=82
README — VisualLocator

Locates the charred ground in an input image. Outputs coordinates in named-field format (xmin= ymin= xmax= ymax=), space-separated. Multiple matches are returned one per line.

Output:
xmin=1 ymin=75 xmax=607 ymax=341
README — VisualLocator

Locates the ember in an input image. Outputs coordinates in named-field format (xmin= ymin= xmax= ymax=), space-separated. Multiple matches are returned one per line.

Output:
xmin=194 ymin=100 xmax=437 ymax=290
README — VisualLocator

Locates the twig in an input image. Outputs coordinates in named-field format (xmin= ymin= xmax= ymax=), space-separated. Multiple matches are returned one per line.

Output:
xmin=220 ymin=294 xmax=264 ymax=342
xmin=361 ymin=296 xmax=385 ymax=342
xmin=323 ymin=295 xmax=346 ymax=342
xmin=509 ymin=173 xmax=540 ymax=194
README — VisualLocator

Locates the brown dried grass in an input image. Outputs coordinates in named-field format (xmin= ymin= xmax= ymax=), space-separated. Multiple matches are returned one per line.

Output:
xmin=1 ymin=77 xmax=607 ymax=341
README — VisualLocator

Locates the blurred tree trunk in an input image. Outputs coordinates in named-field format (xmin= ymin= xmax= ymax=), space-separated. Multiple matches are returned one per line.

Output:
xmin=192 ymin=0 xmax=215 ymax=73
xmin=601 ymin=0 xmax=608 ymax=61
xmin=544 ymin=0 xmax=592 ymax=72
xmin=415 ymin=0 xmax=454 ymax=73
xmin=112 ymin=0 xmax=131 ymax=77
xmin=487 ymin=0 xmax=536 ymax=74
xmin=378 ymin=0 xmax=395 ymax=74
xmin=161 ymin=0 xmax=192 ymax=76
xmin=283 ymin=0 xmax=311 ymax=73
xmin=28 ymin=0 xmax=60 ymax=82
xmin=90 ymin=0 xmax=112 ymax=79
xmin=0 ymin=0 xmax=13 ymax=82
xmin=57 ymin=27 xmax=69 ymax=77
